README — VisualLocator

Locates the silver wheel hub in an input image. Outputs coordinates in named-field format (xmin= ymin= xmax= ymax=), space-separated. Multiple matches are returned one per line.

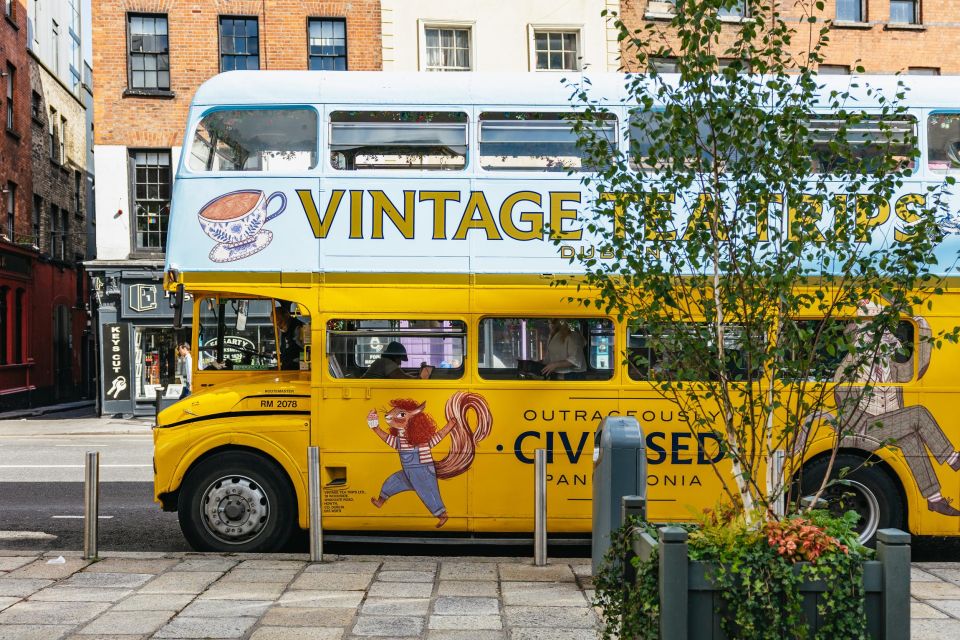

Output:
xmin=804 ymin=478 xmax=881 ymax=545
xmin=200 ymin=475 xmax=269 ymax=544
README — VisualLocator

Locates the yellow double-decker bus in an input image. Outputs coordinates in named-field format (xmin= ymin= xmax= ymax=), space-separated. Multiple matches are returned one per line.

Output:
xmin=155 ymin=71 xmax=960 ymax=551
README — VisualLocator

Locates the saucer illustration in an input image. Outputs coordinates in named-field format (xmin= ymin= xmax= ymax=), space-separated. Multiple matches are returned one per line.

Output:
xmin=209 ymin=230 xmax=273 ymax=263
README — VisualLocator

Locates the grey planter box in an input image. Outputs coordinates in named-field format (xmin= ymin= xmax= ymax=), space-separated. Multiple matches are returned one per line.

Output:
xmin=631 ymin=526 xmax=910 ymax=640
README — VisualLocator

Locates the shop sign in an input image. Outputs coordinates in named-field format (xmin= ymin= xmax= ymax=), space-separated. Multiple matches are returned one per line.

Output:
xmin=0 ymin=250 xmax=31 ymax=277
xmin=102 ymin=323 xmax=131 ymax=401
xmin=128 ymin=284 xmax=158 ymax=312
xmin=120 ymin=281 xmax=192 ymax=319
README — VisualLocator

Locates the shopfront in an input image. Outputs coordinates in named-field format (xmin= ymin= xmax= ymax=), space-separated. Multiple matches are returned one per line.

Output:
xmin=89 ymin=263 xmax=191 ymax=416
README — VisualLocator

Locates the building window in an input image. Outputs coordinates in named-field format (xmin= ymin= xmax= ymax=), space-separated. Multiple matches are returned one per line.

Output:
xmin=819 ymin=64 xmax=850 ymax=75
xmin=219 ymin=16 xmax=259 ymax=71
xmin=424 ymin=27 xmax=471 ymax=71
xmin=718 ymin=1 xmax=749 ymax=18
xmin=650 ymin=57 xmax=680 ymax=73
xmin=59 ymin=208 xmax=68 ymax=259
xmin=49 ymin=203 xmax=58 ymax=258
xmin=51 ymin=20 xmax=60 ymax=74
xmin=74 ymin=171 xmax=82 ymax=214
xmin=836 ymin=0 xmax=864 ymax=21
xmin=69 ymin=0 xmax=81 ymax=92
xmin=128 ymin=14 xmax=170 ymax=91
xmin=60 ymin=115 xmax=66 ymax=164
xmin=48 ymin=107 xmax=57 ymax=161
xmin=5 ymin=64 xmax=13 ymax=131
xmin=31 ymin=194 xmax=40 ymax=247
xmin=5 ymin=0 xmax=12 ymax=19
xmin=533 ymin=30 xmax=579 ymax=71
xmin=30 ymin=91 xmax=40 ymax=121
xmin=308 ymin=18 xmax=347 ymax=70
xmin=909 ymin=66 xmax=939 ymax=75
xmin=889 ymin=0 xmax=918 ymax=23
xmin=132 ymin=150 xmax=171 ymax=251
xmin=5 ymin=182 xmax=14 ymax=240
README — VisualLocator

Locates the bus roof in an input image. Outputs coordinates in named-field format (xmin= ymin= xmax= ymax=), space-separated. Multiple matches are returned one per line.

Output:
xmin=190 ymin=70 xmax=960 ymax=110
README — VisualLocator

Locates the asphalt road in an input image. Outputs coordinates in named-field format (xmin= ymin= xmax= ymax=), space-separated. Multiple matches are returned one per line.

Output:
xmin=0 ymin=406 xmax=958 ymax=559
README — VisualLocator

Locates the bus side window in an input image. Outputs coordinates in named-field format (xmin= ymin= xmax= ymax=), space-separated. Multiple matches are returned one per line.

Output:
xmin=329 ymin=111 xmax=467 ymax=171
xmin=807 ymin=115 xmax=916 ymax=174
xmin=928 ymin=113 xmax=960 ymax=173
xmin=326 ymin=319 xmax=465 ymax=379
xmin=479 ymin=112 xmax=616 ymax=172
xmin=626 ymin=322 xmax=761 ymax=382
xmin=478 ymin=317 xmax=614 ymax=381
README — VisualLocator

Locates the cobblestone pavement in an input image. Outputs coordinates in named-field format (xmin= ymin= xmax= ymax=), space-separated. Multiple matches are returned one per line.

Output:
xmin=4 ymin=550 xmax=960 ymax=639
xmin=0 ymin=550 xmax=598 ymax=639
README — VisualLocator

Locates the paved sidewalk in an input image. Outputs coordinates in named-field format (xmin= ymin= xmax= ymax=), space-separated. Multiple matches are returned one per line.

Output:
xmin=0 ymin=551 xmax=598 ymax=640
xmin=4 ymin=550 xmax=960 ymax=639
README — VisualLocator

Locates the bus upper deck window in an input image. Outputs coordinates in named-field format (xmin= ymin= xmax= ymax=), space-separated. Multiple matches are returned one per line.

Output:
xmin=479 ymin=112 xmax=616 ymax=172
xmin=806 ymin=115 xmax=917 ymax=174
xmin=928 ymin=113 xmax=960 ymax=173
xmin=329 ymin=111 xmax=467 ymax=170
xmin=628 ymin=110 xmax=712 ymax=171
xmin=189 ymin=108 xmax=318 ymax=172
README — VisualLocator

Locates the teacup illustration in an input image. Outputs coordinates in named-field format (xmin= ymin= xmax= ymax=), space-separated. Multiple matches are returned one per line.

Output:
xmin=198 ymin=189 xmax=287 ymax=262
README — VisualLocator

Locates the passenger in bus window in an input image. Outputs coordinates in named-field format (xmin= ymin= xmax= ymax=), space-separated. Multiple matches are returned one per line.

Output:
xmin=540 ymin=319 xmax=586 ymax=378
xmin=276 ymin=301 xmax=303 ymax=370
xmin=363 ymin=341 xmax=432 ymax=380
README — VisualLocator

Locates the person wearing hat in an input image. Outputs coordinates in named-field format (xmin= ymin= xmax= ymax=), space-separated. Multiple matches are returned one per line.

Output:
xmin=363 ymin=341 xmax=432 ymax=379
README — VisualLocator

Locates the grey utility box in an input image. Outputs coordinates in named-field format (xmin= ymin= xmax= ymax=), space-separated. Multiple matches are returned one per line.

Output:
xmin=592 ymin=415 xmax=646 ymax=576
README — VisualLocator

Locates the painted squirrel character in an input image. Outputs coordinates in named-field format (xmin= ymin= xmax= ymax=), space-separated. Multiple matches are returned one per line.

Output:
xmin=366 ymin=391 xmax=492 ymax=528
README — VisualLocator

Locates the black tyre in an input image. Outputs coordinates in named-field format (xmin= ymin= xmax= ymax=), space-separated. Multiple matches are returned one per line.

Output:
xmin=177 ymin=451 xmax=296 ymax=552
xmin=799 ymin=453 xmax=905 ymax=546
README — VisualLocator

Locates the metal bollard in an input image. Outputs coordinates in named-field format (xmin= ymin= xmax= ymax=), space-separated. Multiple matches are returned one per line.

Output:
xmin=83 ymin=451 xmax=99 ymax=559
xmin=534 ymin=448 xmax=547 ymax=566
xmin=154 ymin=387 xmax=163 ymax=427
xmin=308 ymin=446 xmax=323 ymax=562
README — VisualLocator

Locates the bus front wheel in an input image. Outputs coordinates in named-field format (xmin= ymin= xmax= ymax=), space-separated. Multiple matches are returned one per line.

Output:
xmin=177 ymin=451 xmax=296 ymax=552
xmin=799 ymin=453 xmax=905 ymax=546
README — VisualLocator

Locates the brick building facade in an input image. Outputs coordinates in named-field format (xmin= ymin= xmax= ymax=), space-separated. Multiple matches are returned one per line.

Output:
xmin=90 ymin=0 xmax=382 ymax=415
xmin=0 ymin=0 xmax=93 ymax=409
xmin=618 ymin=0 xmax=960 ymax=74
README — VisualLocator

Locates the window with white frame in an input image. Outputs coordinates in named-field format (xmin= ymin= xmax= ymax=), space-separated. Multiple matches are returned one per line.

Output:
xmin=532 ymin=30 xmax=579 ymax=71
xmin=423 ymin=26 xmax=471 ymax=72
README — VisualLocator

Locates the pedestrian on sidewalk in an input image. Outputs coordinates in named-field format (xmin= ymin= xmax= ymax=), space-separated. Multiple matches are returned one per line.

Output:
xmin=177 ymin=343 xmax=192 ymax=399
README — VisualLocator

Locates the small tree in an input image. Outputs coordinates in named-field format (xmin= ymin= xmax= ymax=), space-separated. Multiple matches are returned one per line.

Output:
xmin=565 ymin=0 xmax=957 ymax=526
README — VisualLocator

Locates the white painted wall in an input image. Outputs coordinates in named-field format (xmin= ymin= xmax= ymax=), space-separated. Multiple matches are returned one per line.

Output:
xmin=94 ymin=145 xmax=181 ymax=260
xmin=381 ymin=0 xmax=620 ymax=72
xmin=93 ymin=145 xmax=130 ymax=260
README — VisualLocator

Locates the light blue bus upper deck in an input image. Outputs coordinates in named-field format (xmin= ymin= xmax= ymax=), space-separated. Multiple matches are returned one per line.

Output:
xmin=165 ymin=71 xmax=960 ymax=276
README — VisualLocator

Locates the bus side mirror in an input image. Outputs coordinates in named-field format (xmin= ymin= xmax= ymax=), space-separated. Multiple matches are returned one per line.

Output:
xmin=172 ymin=284 xmax=185 ymax=329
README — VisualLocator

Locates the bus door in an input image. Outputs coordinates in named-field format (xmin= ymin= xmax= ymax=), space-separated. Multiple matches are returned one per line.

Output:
xmin=473 ymin=316 xmax=618 ymax=533
xmin=320 ymin=318 xmax=470 ymax=531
